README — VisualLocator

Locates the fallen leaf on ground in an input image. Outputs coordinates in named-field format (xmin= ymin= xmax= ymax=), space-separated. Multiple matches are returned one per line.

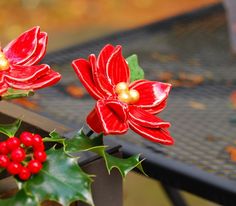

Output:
xmin=66 ymin=85 xmax=85 ymax=98
xmin=188 ymin=100 xmax=206 ymax=110
xmin=12 ymin=98 xmax=39 ymax=110
xmin=151 ymin=52 xmax=178 ymax=62
xmin=230 ymin=91 xmax=236 ymax=109
xmin=225 ymin=146 xmax=236 ymax=162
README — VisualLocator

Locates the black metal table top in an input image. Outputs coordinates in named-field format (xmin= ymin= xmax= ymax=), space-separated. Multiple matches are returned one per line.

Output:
xmin=13 ymin=3 xmax=236 ymax=205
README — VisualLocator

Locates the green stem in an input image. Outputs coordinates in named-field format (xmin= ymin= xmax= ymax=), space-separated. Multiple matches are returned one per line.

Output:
xmin=1 ymin=89 xmax=34 ymax=100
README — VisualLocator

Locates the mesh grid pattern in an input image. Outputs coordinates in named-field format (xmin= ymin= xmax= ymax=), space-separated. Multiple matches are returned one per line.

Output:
xmin=16 ymin=5 xmax=236 ymax=182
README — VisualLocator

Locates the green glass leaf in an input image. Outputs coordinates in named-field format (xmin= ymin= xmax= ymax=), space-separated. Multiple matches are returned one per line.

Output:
xmin=126 ymin=54 xmax=144 ymax=82
xmin=24 ymin=148 xmax=94 ymax=206
xmin=43 ymin=131 xmax=65 ymax=144
xmin=0 ymin=119 xmax=22 ymax=137
xmin=65 ymin=131 xmax=145 ymax=178
xmin=103 ymin=153 xmax=146 ymax=178
xmin=49 ymin=131 xmax=62 ymax=139
xmin=64 ymin=129 xmax=103 ymax=154
xmin=1 ymin=88 xmax=34 ymax=100
xmin=0 ymin=189 xmax=38 ymax=206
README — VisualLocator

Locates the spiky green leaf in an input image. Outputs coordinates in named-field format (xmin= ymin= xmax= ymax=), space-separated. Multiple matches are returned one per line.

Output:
xmin=43 ymin=131 xmax=65 ymax=144
xmin=64 ymin=129 xmax=103 ymax=154
xmin=0 ymin=189 xmax=38 ymax=206
xmin=0 ymin=119 xmax=22 ymax=137
xmin=24 ymin=148 xmax=94 ymax=206
xmin=65 ymin=131 xmax=145 ymax=178
xmin=103 ymin=153 xmax=146 ymax=178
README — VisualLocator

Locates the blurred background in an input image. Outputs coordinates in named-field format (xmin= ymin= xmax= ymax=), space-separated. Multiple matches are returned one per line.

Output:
xmin=1 ymin=0 xmax=223 ymax=205
xmin=1 ymin=0 xmax=218 ymax=51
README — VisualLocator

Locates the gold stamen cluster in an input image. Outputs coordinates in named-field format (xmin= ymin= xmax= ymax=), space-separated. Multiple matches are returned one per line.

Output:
xmin=115 ymin=82 xmax=140 ymax=104
xmin=0 ymin=52 xmax=9 ymax=71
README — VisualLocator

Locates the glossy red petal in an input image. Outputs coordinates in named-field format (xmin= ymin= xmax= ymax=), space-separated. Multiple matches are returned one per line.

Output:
xmin=106 ymin=46 xmax=130 ymax=85
xmin=0 ymin=73 xmax=5 ymax=84
xmin=97 ymin=44 xmax=115 ymax=73
xmin=128 ymin=106 xmax=171 ymax=128
xmin=0 ymin=83 xmax=8 ymax=95
xmin=5 ymin=64 xmax=49 ymax=82
xmin=129 ymin=120 xmax=174 ymax=145
xmin=130 ymin=80 xmax=171 ymax=108
xmin=31 ymin=69 xmax=61 ymax=89
xmin=0 ymin=73 xmax=8 ymax=95
xmin=72 ymin=59 xmax=104 ymax=100
xmin=89 ymin=54 xmax=114 ymax=96
xmin=86 ymin=108 xmax=104 ymax=134
xmin=3 ymin=27 xmax=39 ymax=65
xmin=95 ymin=99 xmax=129 ymax=135
xmin=6 ymin=68 xmax=61 ymax=90
xmin=22 ymin=32 xmax=48 ymax=66
xmin=143 ymin=99 xmax=167 ymax=115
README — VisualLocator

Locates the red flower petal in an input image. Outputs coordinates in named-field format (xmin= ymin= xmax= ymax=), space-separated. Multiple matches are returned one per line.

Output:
xmin=5 ymin=64 xmax=49 ymax=82
xmin=5 ymin=68 xmax=61 ymax=90
xmin=97 ymin=44 xmax=115 ymax=73
xmin=130 ymin=80 xmax=171 ymax=108
xmin=0 ymin=83 xmax=8 ymax=95
xmin=87 ymin=108 xmax=104 ymax=134
xmin=129 ymin=120 xmax=174 ymax=145
xmin=128 ymin=106 xmax=170 ymax=128
xmin=3 ymin=27 xmax=40 ymax=65
xmin=106 ymin=46 xmax=130 ymax=85
xmin=95 ymin=99 xmax=129 ymax=135
xmin=31 ymin=69 xmax=61 ymax=89
xmin=21 ymin=32 xmax=48 ymax=66
xmin=143 ymin=99 xmax=167 ymax=115
xmin=0 ymin=73 xmax=7 ymax=95
xmin=89 ymin=54 xmax=114 ymax=96
xmin=72 ymin=59 xmax=104 ymax=100
xmin=0 ymin=73 xmax=5 ymax=85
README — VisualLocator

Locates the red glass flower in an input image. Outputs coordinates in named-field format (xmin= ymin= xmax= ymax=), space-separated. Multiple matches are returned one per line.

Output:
xmin=72 ymin=44 xmax=173 ymax=144
xmin=0 ymin=26 xmax=61 ymax=95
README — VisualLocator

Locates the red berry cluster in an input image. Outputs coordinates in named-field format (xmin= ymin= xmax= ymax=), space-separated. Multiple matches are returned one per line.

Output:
xmin=0 ymin=132 xmax=47 ymax=181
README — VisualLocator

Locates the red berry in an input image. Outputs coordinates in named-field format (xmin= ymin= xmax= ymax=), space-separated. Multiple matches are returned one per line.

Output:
xmin=7 ymin=162 xmax=22 ymax=175
xmin=0 ymin=141 xmax=8 ymax=154
xmin=34 ymin=142 xmax=45 ymax=152
xmin=32 ymin=134 xmax=43 ymax=148
xmin=34 ymin=151 xmax=47 ymax=162
xmin=20 ymin=132 xmax=33 ymax=146
xmin=27 ymin=160 xmax=42 ymax=174
xmin=6 ymin=137 xmax=20 ymax=151
xmin=11 ymin=148 xmax=26 ymax=162
xmin=18 ymin=167 xmax=31 ymax=181
xmin=0 ymin=155 xmax=10 ymax=168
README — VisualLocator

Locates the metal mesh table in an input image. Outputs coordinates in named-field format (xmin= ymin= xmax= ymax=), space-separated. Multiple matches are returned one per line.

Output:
xmin=13 ymin=3 xmax=236 ymax=205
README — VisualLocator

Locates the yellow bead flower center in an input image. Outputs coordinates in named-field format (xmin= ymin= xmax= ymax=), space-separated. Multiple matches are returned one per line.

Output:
xmin=115 ymin=82 xmax=140 ymax=104
xmin=0 ymin=52 xmax=9 ymax=71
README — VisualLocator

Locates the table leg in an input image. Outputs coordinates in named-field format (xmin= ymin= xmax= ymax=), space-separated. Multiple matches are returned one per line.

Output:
xmin=161 ymin=183 xmax=188 ymax=206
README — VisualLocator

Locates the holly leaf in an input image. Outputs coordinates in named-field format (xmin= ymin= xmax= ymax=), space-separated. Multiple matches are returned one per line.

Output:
xmin=24 ymin=148 xmax=94 ymax=206
xmin=102 ymin=153 xmax=146 ymax=178
xmin=64 ymin=129 xmax=104 ymax=154
xmin=64 ymin=131 xmax=145 ymax=178
xmin=1 ymin=88 xmax=34 ymax=100
xmin=43 ymin=131 xmax=65 ymax=144
xmin=0 ymin=189 xmax=38 ymax=206
xmin=126 ymin=54 xmax=144 ymax=82
xmin=49 ymin=131 xmax=62 ymax=139
xmin=0 ymin=119 xmax=22 ymax=137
